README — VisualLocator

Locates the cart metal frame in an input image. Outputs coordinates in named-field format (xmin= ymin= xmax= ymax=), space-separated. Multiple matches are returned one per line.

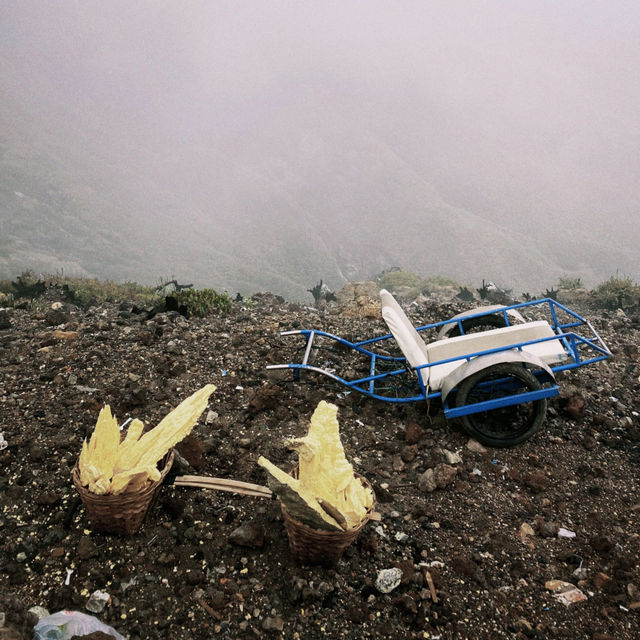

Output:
xmin=268 ymin=296 xmax=611 ymax=444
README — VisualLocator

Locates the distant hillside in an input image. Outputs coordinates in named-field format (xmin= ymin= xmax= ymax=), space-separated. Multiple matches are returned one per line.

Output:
xmin=2 ymin=52 xmax=638 ymax=300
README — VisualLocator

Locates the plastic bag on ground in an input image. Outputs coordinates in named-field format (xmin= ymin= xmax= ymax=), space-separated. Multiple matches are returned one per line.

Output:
xmin=32 ymin=610 xmax=126 ymax=640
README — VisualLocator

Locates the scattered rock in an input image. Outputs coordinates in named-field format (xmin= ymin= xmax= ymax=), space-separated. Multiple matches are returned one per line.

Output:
xmin=591 ymin=536 xmax=614 ymax=554
xmin=375 ymin=568 xmax=403 ymax=594
xmin=593 ymin=573 xmax=613 ymax=590
xmin=442 ymin=449 xmax=462 ymax=465
xmin=559 ymin=391 xmax=586 ymax=419
xmin=433 ymin=463 xmax=457 ymax=488
xmin=262 ymin=616 xmax=284 ymax=632
xmin=0 ymin=310 xmax=11 ymax=330
xmin=85 ymin=590 xmax=110 ymax=614
xmin=77 ymin=536 xmax=97 ymax=561
xmin=248 ymin=386 xmax=281 ymax=413
xmin=52 ymin=329 xmax=79 ymax=341
xmin=44 ymin=309 xmax=71 ymax=326
xmin=229 ymin=521 xmax=265 ymax=548
xmin=175 ymin=436 xmax=204 ymax=470
xmin=404 ymin=421 xmax=423 ymax=445
xmin=523 ymin=470 xmax=549 ymax=493
xmin=466 ymin=439 xmax=488 ymax=454
xmin=418 ymin=468 xmax=436 ymax=493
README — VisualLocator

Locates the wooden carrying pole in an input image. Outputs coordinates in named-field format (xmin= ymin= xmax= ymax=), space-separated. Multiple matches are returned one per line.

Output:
xmin=174 ymin=475 xmax=272 ymax=498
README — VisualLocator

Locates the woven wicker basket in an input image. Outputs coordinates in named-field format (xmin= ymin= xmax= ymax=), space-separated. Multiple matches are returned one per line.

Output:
xmin=281 ymin=469 xmax=375 ymax=566
xmin=72 ymin=449 xmax=174 ymax=536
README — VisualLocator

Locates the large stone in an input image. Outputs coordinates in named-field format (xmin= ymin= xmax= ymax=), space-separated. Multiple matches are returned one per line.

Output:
xmin=466 ymin=439 xmax=488 ymax=454
xmin=523 ymin=470 xmax=549 ymax=493
xmin=433 ymin=463 xmax=457 ymax=489
xmin=418 ymin=468 xmax=437 ymax=493
xmin=375 ymin=568 xmax=403 ymax=594
xmin=559 ymin=392 xmax=586 ymax=419
xmin=405 ymin=421 xmax=423 ymax=445
xmin=44 ymin=309 xmax=71 ymax=326
xmin=334 ymin=281 xmax=381 ymax=318
xmin=0 ymin=310 xmax=11 ymax=330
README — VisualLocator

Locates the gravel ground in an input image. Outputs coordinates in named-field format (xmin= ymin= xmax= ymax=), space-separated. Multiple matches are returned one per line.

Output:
xmin=0 ymin=289 xmax=638 ymax=640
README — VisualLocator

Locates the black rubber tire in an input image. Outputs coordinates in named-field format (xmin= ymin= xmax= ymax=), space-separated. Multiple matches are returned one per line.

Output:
xmin=455 ymin=363 xmax=547 ymax=447
xmin=448 ymin=313 xmax=507 ymax=337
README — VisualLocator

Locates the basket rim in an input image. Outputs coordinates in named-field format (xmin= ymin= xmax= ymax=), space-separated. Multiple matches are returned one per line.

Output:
xmin=72 ymin=448 xmax=174 ymax=501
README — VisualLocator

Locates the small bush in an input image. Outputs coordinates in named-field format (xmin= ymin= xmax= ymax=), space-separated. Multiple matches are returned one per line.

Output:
xmin=175 ymin=288 xmax=232 ymax=317
xmin=423 ymin=275 xmax=460 ymax=293
xmin=557 ymin=276 xmax=583 ymax=290
xmin=377 ymin=269 xmax=425 ymax=292
xmin=63 ymin=278 xmax=160 ymax=307
xmin=4 ymin=270 xmax=161 ymax=307
xmin=592 ymin=275 xmax=640 ymax=310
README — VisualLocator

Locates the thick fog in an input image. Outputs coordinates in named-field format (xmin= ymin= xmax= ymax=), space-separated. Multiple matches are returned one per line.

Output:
xmin=1 ymin=1 xmax=639 ymax=298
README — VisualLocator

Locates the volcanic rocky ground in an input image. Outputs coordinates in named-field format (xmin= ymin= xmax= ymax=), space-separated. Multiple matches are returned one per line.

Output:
xmin=0 ymin=288 xmax=639 ymax=640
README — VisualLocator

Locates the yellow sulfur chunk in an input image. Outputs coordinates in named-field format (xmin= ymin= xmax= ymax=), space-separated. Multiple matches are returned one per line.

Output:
xmin=146 ymin=465 xmax=161 ymax=483
xmin=88 ymin=474 xmax=110 ymax=495
xmin=258 ymin=457 xmax=342 ymax=531
xmin=110 ymin=465 xmax=162 ymax=494
xmin=87 ymin=406 xmax=120 ymax=480
xmin=80 ymin=462 xmax=101 ymax=488
xmin=124 ymin=418 xmax=144 ymax=443
xmin=113 ymin=419 xmax=145 ymax=474
xmin=259 ymin=401 xmax=374 ymax=530
xmin=113 ymin=439 xmax=144 ymax=476
xmin=111 ymin=468 xmax=149 ymax=495
xmin=78 ymin=439 xmax=89 ymax=475
xmin=135 ymin=384 xmax=216 ymax=469
xmin=288 ymin=401 xmax=373 ymax=528
xmin=78 ymin=385 xmax=215 ymax=495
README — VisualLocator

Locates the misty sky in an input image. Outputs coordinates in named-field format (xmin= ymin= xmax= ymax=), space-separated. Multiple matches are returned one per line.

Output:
xmin=1 ymin=1 xmax=639 ymax=295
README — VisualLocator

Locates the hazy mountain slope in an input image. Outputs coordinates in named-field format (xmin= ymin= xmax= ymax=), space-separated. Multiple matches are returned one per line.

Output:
xmin=1 ymin=2 xmax=639 ymax=300
xmin=1 ymin=59 xmax=637 ymax=300
xmin=0 ymin=94 xmax=630 ymax=300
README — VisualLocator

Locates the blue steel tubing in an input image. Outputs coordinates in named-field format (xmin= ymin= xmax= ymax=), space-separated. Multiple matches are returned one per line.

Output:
xmin=294 ymin=329 xmax=399 ymax=361
xmin=276 ymin=299 xmax=610 ymax=405
xmin=421 ymin=334 xmax=568 ymax=371
xmin=369 ymin=354 xmax=377 ymax=394
xmin=444 ymin=386 xmax=559 ymax=419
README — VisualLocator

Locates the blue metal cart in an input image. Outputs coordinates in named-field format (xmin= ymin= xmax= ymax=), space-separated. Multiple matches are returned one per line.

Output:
xmin=268 ymin=290 xmax=611 ymax=447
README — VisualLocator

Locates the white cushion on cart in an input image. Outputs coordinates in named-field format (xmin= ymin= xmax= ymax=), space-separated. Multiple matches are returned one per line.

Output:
xmin=426 ymin=321 xmax=568 ymax=390
xmin=380 ymin=289 xmax=430 ymax=386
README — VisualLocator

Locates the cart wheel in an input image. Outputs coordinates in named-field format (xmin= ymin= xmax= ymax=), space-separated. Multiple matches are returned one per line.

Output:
xmin=455 ymin=363 xmax=547 ymax=447
xmin=448 ymin=313 xmax=507 ymax=337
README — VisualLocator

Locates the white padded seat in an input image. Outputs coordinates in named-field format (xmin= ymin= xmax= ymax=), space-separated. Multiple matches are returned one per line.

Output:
xmin=380 ymin=289 xmax=568 ymax=392
xmin=380 ymin=289 xmax=430 ymax=387
xmin=426 ymin=321 xmax=568 ymax=390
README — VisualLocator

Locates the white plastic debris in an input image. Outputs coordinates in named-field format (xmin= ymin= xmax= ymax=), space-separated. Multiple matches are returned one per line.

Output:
xmin=33 ymin=610 xmax=125 ymax=640
xmin=555 ymin=588 xmax=587 ymax=606
xmin=0 ymin=432 xmax=7 ymax=451
xmin=64 ymin=568 xmax=74 ymax=586
xmin=557 ymin=527 xmax=576 ymax=539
